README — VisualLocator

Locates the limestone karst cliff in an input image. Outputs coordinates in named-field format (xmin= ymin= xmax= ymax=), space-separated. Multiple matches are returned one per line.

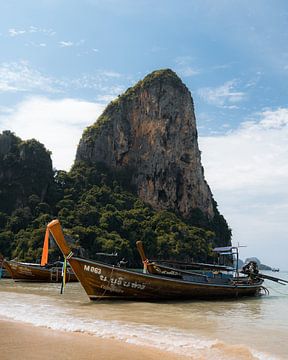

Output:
xmin=76 ymin=69 xmax=214 ymax=220
xmin=0 ymin=130 xmax=54 ymax=214
xmin=0 ymin=72 xmax=231 ymax=262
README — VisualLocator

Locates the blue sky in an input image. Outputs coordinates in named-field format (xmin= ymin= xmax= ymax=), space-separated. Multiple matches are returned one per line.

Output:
xmin=1 ymin=0 xmax=288 ymax=269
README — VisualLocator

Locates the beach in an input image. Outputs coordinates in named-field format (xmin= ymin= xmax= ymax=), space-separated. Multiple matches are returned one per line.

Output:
xmin=0 ymin=319 xmax=184 ymax=360
xmin=1 ymin=278 xmax=288 ymax=359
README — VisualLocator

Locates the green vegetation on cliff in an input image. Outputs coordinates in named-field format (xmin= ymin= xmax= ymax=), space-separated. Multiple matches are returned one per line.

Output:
xmin=0 ymin=131 xmax=54 ymax=214
xmin=0 ymin=131 xmax=231 ymax=266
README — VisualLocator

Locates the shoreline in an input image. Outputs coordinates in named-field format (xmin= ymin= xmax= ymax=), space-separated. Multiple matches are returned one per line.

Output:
xmin=0 ymin=319 xmax=187 ymax=360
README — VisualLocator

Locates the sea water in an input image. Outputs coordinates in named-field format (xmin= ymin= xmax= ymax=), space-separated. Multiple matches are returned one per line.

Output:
xmin=0 ymin=272 xmax=288 ymax=360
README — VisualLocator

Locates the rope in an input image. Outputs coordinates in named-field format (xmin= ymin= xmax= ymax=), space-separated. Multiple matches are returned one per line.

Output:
xmin=66 ymin=251 xmax=73 ymax=260
xmin=60 ymin=257 xmax=67 ymax=294
xmin=60 ymin=251 xmax=73 ymax=294
xmin=259 ymin=286 xmax=269 ymax=296
xmin=94 ymin=266 xmax=115 ymax=302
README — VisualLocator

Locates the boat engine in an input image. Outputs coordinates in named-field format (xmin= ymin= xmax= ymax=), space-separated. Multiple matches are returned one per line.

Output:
xmin=242 ymin=261 xmax=259 ymax=279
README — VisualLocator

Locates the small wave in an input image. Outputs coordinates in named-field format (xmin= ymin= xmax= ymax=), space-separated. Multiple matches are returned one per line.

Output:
xmin=0 ymin=290 xmax=278 ymax=360
xmin=210 ymin=342 xmax=278 ymax=360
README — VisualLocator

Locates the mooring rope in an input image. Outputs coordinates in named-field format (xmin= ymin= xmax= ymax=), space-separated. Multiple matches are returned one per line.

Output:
xmin=60 ymin=251 xmax=74 ymax=294
xmin=94 ymin=265 xmax=115 ymax=302
xmin=259 ymin=286 xmax=269 ymax=296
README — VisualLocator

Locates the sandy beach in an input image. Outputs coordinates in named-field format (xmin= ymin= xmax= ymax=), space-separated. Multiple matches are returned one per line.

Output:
xmin=2 ymin=278 xmax=288 ymax=360
xmin=0 ymin=319 xmax=186 ymax=360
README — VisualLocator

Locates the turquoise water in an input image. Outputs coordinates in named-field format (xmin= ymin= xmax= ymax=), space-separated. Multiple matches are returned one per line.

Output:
xmin=0 ymin=272 xmax=288 ymax=359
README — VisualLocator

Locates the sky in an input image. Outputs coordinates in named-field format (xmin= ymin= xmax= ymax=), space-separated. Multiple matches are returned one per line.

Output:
xmin=0 ymin=0 xmax=288 ymax=269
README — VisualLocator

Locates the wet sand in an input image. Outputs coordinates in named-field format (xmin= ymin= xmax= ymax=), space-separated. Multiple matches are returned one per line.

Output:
xmin=0 ymin=319 xmax=186 ymax=360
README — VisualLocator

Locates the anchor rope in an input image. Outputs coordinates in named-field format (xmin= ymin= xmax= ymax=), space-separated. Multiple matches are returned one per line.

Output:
xmin=60 ymin=251 xmax=73 ymax=294
xmin=94 ymin=266 xmax=115 ymax=302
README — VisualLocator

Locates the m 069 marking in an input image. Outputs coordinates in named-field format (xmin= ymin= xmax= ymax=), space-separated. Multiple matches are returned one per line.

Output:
xmin=84 ymin=264 xmax=101 ymax=274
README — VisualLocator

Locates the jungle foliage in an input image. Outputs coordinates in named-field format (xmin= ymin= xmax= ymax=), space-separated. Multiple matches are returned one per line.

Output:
xmin=0 ymin=131 xmax=231 ymax=267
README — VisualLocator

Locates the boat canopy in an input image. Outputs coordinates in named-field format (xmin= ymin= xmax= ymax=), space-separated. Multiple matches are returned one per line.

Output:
xmin=213 ymin=246 xmax=238 ymax=253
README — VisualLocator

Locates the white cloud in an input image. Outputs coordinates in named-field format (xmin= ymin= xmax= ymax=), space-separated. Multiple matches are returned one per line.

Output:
xmin=8 ymin=28 xmax=26 ymax=37
xmin=175 ymin=56 xmax=199 ymax=77
xmin=0 ymin=105 xmax=13 ymax=114
xmin=68 ymin=74 xmax=125 ymax=98
xmin=25 ymin=41 xmax=47 ymax=48
xmin=0 ymin=61 xmax=126 ymax=98
xmin=244 ymin=108 xmax=288 ymax=130
xmin=0 ymin=61 xmax=59 ymax=93
xmin=101 ymin=70 xmax=122 ymax=78
xmin=199 ymin=108 xmax=288 ymax=269
xmin=8 ymin=26 xmax=56 ymax=37
xmin=198 ymin=80 xmax=245 ymax=107
xmin=96 ymin=94 xmax=118 ymax=103
xmin=178 ymin=66 xmax=199 ymax=77
xmin=0 ymin=97 xmax=104 ymax=171
xmin=58 ymin=41 xmax=74 ymax=47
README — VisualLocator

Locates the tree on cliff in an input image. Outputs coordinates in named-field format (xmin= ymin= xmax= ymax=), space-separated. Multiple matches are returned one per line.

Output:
xmin=0 ymin=131 xmax=54 ymax=214
xmin=0 ymin=70 xmax=231 ymax=265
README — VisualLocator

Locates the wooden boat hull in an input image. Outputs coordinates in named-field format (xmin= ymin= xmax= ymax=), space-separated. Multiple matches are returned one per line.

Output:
xmin=67 ymin=257 xmax=263 ymax=300
xmin=3 ymin=260 xmax=77 ymax=283
xmin=47 ymin=219 xmax=264 ymax=301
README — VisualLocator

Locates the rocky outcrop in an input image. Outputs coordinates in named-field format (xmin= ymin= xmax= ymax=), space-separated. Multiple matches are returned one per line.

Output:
xmin=0 ymin=131 xmax=54 ymax=214
xmin=76 ymin=69 xmax=214 ymax=219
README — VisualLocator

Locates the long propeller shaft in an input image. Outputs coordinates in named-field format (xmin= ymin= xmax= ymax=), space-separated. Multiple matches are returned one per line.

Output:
xmin=257 ymin=273 xmax=288 ymax=285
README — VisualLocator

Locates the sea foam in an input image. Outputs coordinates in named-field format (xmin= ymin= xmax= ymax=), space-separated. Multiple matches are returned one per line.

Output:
xmin=0 ymin=289 xmax=278 ymax=360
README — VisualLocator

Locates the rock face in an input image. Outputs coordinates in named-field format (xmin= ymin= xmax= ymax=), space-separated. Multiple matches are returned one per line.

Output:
xmin=76 ymin=69 xmax=214 ymax=219
xmin=0 ymin=130 xmax=54 ymax=214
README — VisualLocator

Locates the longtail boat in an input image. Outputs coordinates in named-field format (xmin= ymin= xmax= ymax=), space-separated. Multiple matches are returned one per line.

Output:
xmin=47 ymin=219 xmax=286 ymax=301
xmin=2 ymin=259 xmax=77 ymax=282
xmin=1 ymin=228 xmax=77 ymax=283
